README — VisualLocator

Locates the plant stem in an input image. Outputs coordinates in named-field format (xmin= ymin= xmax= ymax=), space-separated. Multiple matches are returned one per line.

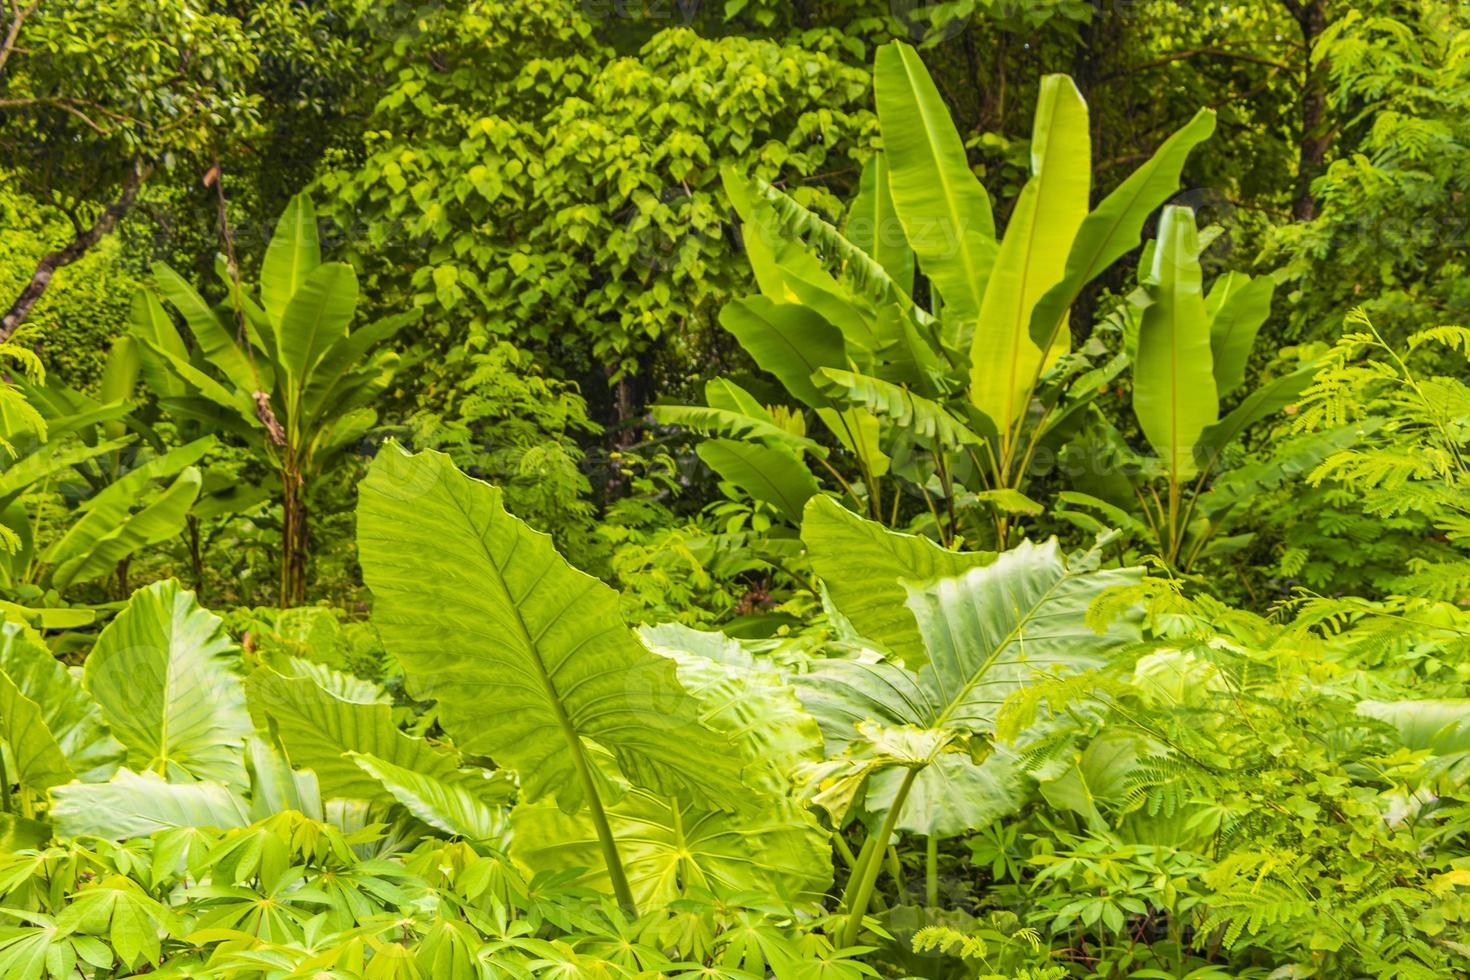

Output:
xmin=925 ymin=835 xmax=939 ymax=907
xmin=841 ymin=767 xmax=919 ymax=947
xmin=0 ymin=747 xmax=9 ymax=814
xmin=568 ymin=734 xmax=637 ymax=915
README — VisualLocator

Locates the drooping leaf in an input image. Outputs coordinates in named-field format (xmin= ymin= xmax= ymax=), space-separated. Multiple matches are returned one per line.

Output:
xmin=350 ymin=752 xmax=511 ymax=845
xmin=49 ymin=467 xmax=203 ymax=591
xmin=697 ymin=439 xmax=820 ymax=524
xmin=719 ymin=297 xmax=846 ymax=410
xmin=356 ymin=445 xmax=745 ymax=814
xmin=84 ymin=581 xmax=251 ymax=786
xmin=51 ymin=769 xmax=250 ymax=839
xmin=847 ymin=152 xmax=915 ymax=297
xmin=245 ymin=664 xmax=462 ymax=804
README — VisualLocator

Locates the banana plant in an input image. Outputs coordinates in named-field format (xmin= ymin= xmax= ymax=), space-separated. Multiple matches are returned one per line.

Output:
xmin=655 ymin=40 xmax=1216 ymax=549
xmin=1058 ymin=206 xmax=1322 ymax=571
xmin=0 ymin=349 xmax=213 ymax=620
xmin=131 ymin=192 xmax=418 ymax=605
xmin=793 ymin=496 xmax=1141 ymax=946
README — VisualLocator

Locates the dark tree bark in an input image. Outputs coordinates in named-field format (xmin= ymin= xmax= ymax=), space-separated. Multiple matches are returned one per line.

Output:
xmin=1284 ymin=0 xmax=1331 ymax=221
xmin=0 ymin=162 xmax=151 ymax=342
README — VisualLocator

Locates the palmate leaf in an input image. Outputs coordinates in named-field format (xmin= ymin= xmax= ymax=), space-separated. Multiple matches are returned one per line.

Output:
xmin=356 ymin=444 xmax=746 ymax=814
xmin=802 ymin=495 xmax=993 ymax=665
xmin=510 ymin=777 xmax=831 ymax=909
xmin=83 ymin=580 xmax=251 ymax=786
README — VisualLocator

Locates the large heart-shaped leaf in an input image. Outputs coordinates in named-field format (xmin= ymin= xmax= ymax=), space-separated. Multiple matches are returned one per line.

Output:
xmin=84 ymin=581 xmax=251 ymax=786
xmin=356 ymin=445 xmax=745 ymax=814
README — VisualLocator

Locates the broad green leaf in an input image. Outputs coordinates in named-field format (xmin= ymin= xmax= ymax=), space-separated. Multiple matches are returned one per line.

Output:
xmin=847 ymin=153 xmax=915 ymax=297
xmin=697 ymin=439 xmax=820 ymax=524
xmin=815 ymin=405 xmax=890 ymax=478
xmin=350 ymin=752 xmax=511 ymax=845
xmin=0 ymin=622 xmax=122 ymax=781
xmin=356 ymin=445 xmax=745 ymax=813
xmin=511 ymin=771 xmax=831 ymax=908
xmin=1027 ymin=108 xmax=1216 ymax=354
xmin=1358 ymin=700 xmax=1470 ymax=754
xmin=0 ymin=670 xmax=73 ymax=791
xmin=639 ymin=623 xmax=823 ymax=786
xmin=875 ymin=41 xmax=996 ymax=329
xmin=277 ymin=262 xmax=359 ymax=414
xmin=1194 ymin=363 xmax=1318 ymax=471
xmin=971 ymin=74 xmax=1090 ymax=433
xmin=798 ymin=539 xmax=1138 ymax=833
xmin=260 ymin=192 xmax=322 ymax=323
xmin=151 ymin=262 xmax=259 ymax=395
xmin=245 ymin=737 xmax=322 ymax=823
xmin=51 ymin=769 xmax=250 ymax=839
xmin=84 ymin=580 xmax=251 ymax=786
xmin=1133 ymin=207 xmax=1218 ymax=483
xmin=245 ymin=664 xmax=462 ymax=803
xmin=49 ymin=467 xmax=203 ymax=591
xmin=719 ymin=297 xmax=845 ymax=409
xmin=300 ymin=310 xmax=419 ymax=428
xmin=868 ymin=749 xmax=1024 ymax=837
xmin=43 ymin=438 xmax=214 ymax=577
xmin=904 ymin=539 xmax=1140 ymax=716
xmin=1207 ymin=274 xmax=1276 ymax=398
xmin=128 ymin=290 xmax=188 ymax=399
xmin=802 ymin=496 xmax=992 ymax=665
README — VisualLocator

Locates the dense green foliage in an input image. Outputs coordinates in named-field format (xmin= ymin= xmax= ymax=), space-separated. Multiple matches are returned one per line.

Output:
xmin=0 ymin=1 xmax=1468 ymax=977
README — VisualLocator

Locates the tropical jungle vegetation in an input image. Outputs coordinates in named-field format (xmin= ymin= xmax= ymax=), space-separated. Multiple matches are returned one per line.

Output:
xmin=0 ymin=0 xmax=1467 ymax=977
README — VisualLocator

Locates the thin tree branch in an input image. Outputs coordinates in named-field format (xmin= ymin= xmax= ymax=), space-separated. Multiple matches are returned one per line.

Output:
xmin=0 ymin=160 xmax=152 ymax=342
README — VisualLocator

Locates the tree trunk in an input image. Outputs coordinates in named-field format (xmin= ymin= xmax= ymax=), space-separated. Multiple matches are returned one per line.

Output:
xmin=1285 ymin=0 xmax=1331 ymax=221
xmin=0 ymin=163 xmax=151 ymax=342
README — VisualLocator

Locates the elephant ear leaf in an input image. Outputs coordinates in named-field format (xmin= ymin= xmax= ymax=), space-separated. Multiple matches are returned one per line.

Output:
xmin=356 ymin=445 xmax=746 ymax=815
xmin=0 ymin=621 xmax=122 ymax=781
xmin=84 ymin=580 xmax=251 ymax=787
xmin=51 ymin=769 xmax=250 ymax=840
xmin=0 ymin=670 xmax=73 ymax=792
xmin=801 ymin=496 xmax=993 ymax=666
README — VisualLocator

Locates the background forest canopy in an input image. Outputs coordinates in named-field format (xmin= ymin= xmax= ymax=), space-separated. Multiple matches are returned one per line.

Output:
xmin=0 ymin=0 xmax=1468 ymax=978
